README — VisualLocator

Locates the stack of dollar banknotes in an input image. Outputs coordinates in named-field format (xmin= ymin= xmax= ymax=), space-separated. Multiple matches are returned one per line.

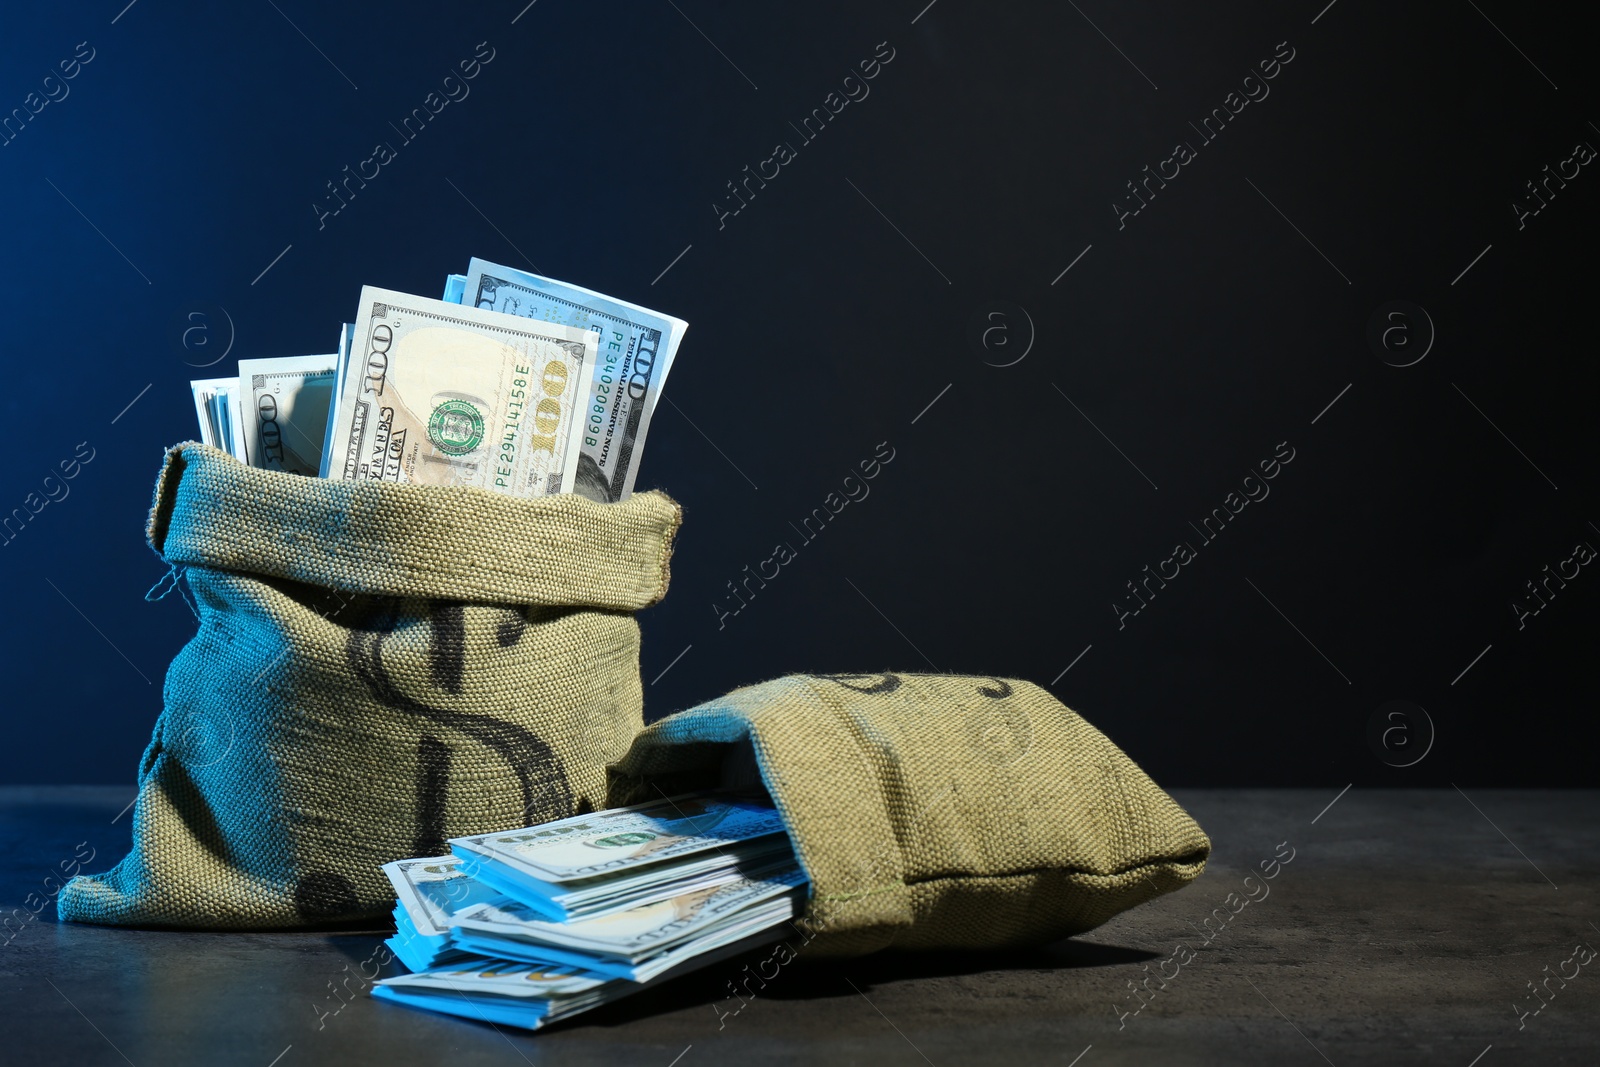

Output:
xmin=190 ymin=258 xmax=687 ymax=502
xmin=374 ymin=793 xmax=805 ymax=1030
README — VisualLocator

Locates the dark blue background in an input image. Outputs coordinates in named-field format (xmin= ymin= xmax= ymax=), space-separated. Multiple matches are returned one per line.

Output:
xmin=1 ymin=1 xmax=1593 ymax=786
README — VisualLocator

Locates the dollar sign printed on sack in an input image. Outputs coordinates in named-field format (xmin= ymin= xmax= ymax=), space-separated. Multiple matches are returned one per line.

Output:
xmin=818 ymin=672 xmax=1032 ymax=765
xmin=346 ymin=603 xmax=576 ymax=831
xmin=295 ymin=870 xmax=362 ymax=923
xmin=814 ymin=672 xmax=902 ymax=694
xmin=966 ymin=678 xmax=1031 ymax=765
xmin=413 ymin=735 xmax=452 ymax=857
xmin=495 ymin=608 xmax=527 ymax=647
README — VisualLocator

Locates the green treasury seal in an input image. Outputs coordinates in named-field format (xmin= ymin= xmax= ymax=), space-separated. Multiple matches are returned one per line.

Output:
xmin=428 ymin=399 xmax=486 ymax=456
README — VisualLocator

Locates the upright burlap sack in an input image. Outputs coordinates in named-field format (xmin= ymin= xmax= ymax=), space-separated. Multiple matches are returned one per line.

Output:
xmin=59 ymin=442 xmax=681 ymax=928
xmin=608 ymin=673 xmax=1209 ymax=956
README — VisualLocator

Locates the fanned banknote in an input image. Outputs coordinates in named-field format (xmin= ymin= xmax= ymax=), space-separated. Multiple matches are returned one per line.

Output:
xmin=456 ymin=259 xmax=686 ymax=503
xmin=179 ymin=262 xmax=686 ymax=499
xmin=375 ymin=792 xmax=805 ymax=1031
xmin=381 ymin=856 xmax=501 ymax=972
xmin=383 ymin=961 xmax=609 ymax=998
xmin=326 ymin=287 xmax=598 ymax=496
xmin=442 ymin=274 xmax=467 ymax=306
xmin=451 ymin=794 xmax=789 ymax=919
xmin=373 ymin=921 xmax=799 ymax=1028
xmin=384 ymin=854 xmax=803 ymax=980
xmin=450 ymin=864 xmax=805 ymax=981
xmin=190 ymin=377 xmax=231 ymax=451
xmin=190 ymin=377 xmax=244 ymax=458
xmin=237 ymin=355 xmax=337 ymax=475
xmin=455 ymin=795 xmax=786 ymax=882
xmin=372 ymin=962 xmax=628 ymax=1030
xmin=317 ymin=324 xmax=356 ymax=477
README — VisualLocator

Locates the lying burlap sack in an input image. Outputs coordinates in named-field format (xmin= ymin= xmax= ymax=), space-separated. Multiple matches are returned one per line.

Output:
xmin=608 ymin=673 xmax=1209 ymax=956
xmin=59 ymin=442 xmax=681 ymax=928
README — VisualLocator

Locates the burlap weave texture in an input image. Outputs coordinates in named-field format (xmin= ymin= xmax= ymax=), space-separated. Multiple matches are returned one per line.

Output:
xmin=59 ymin=443 xmax=681 ymax=928
xmin=608 ymin=673 xmax=1210 ymax=956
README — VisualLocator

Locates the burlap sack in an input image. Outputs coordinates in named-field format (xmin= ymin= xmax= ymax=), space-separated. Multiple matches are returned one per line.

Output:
xmin=59 ymin=442 xmax=681 ymax=928
xmin=608 ymin=673 xmax=1209 ymax=956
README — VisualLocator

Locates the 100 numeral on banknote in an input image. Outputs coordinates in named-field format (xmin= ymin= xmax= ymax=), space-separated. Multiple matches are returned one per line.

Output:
xmin=460 ymin=260 xmax=685 ymax=503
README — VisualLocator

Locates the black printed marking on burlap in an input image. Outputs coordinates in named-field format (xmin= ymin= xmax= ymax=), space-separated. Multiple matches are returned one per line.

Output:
xmin=977 ymin=679 xmax=1013 ymax=699
xmin=295 ymin=870 xmax=360 ymax=922
xmin=346 ymin=619 xmax=575 ymax=827
xmin=496 ymin=608 xmax=527 ymax=647
xmin=412 ymin=734 xmax=453 ymax=857
xmin=815 ymin=672 xmax=903 ymax=695
xmin=429 ymin=602 xmax=467 ymax=694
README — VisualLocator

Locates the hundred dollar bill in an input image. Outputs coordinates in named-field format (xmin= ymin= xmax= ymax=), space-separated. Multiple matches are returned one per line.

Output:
xmin=191 ymin=377 xmax=245 ymax=459
xmin=219 ymin=393 xmax=245 ymax=458
xmin=383 ymin=856 xmax=501 ymax=940
xmin=190 ymin=377 xmax=231 ymax=450
xmin=381 ymin=961 xmax=609 ymax=999
xmin=454 ymin=809 xmax=790 ymax=921
xmin=318 ymin=324 xmax=356 ymax=477
xmin=452 ymin=898 xmax=800 ymax=983
xmin=452 ymin=862 xmax=805 ymax=963
xmin=373 ymin=962 xmax=629 ymax=1031
xmin=453 ymin=795 xmax=786 ymax=883
xmin=459 ymin=259 xmax=687 ymax=503
xmin=442 ymin=273 xmax=466 ymax=305
xmin=238 ymin=355 xmax=337 ymax=475
xmin=327 ymin=287 xmax=596 ymax=496
xmin=372 ymin=918 xmax=799 ymax=1030
xmin=382 ymin=855 xmax=501 ymax=972
xmin=529 ymin=841 xmax=795 ymax=919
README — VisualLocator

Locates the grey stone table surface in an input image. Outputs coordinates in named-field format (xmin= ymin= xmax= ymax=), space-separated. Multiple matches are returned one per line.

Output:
xmin=2 ymin=787 xmax=1595 ymax=1066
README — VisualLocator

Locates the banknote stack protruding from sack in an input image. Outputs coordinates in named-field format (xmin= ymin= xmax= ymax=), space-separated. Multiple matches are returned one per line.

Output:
xmin=372 ymin=792 xmax=807 ymax=1030
xmin=189 ymin=258 xmax=686 ymax=502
